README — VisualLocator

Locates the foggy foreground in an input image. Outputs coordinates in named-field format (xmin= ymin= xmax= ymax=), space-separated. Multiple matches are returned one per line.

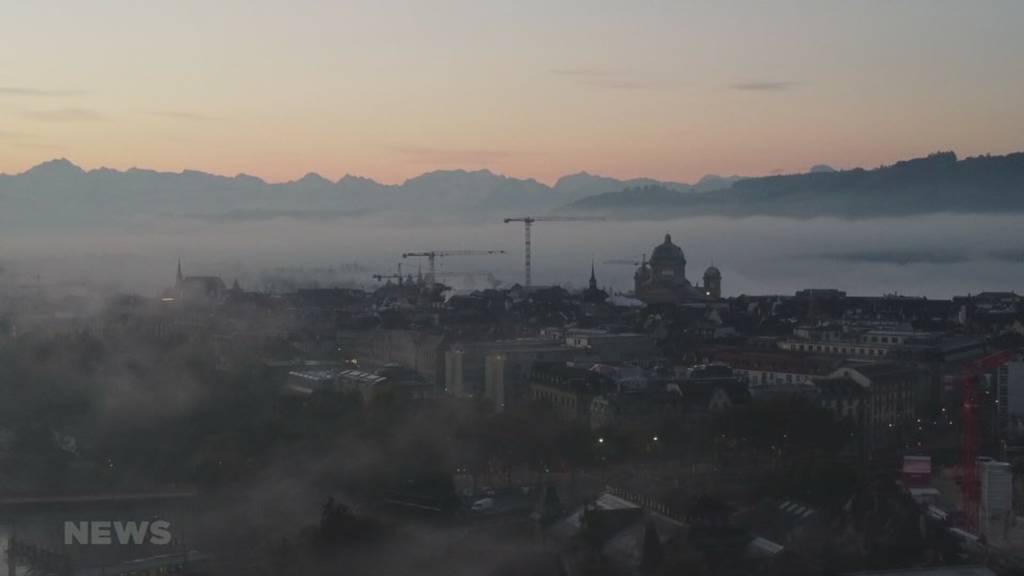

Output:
xmin=2 ymin=208 xmax=1024 ymax=576
xmin=1 ymin=212 xmax=1023 ymax=300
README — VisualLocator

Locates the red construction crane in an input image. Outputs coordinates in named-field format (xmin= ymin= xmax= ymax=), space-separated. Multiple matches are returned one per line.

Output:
xmin=960 ymin=349 xmax=1012 ymax=533
xmin=503 ymin=216 xmax=604 ymax=287
xmin=401 ymin=250 xmax=505 ymax=288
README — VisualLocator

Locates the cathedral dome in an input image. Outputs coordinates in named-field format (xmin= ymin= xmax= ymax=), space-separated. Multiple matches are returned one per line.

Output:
xmin=650 ymin=234 xmax=685 ymax=265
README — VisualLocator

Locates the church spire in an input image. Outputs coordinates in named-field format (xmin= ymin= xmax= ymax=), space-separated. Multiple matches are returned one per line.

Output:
xmin=589 ymin=260 xmax=598 ymax=290
xmin=176 ymin=258 xmax=183 ymax=284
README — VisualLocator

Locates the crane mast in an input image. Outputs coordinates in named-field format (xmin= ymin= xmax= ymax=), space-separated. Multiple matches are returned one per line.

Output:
xmin=503 ymin=216 xmax=604 ymax=288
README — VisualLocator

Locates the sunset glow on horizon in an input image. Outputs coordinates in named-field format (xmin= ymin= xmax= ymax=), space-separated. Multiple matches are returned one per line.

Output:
xmin=3 ymin=0 xmax=1023 ymax=185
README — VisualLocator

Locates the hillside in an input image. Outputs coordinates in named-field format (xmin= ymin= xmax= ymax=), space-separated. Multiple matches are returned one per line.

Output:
xmin=4 ymin=152 xmax=1023 ymax=230
xmin=561 ymin=152 xmax=1024 ymax=219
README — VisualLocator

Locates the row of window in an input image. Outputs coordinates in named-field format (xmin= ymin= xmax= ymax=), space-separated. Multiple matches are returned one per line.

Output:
xmin=865 ymin=335 xmax=903 ymax=344
xmin=533 ymin=388 xmax=578 ymax=411
xmin=788 ymin=342 xmax=888 ymax=357
xmin=746 ymin=371 xmax=808 ymax=384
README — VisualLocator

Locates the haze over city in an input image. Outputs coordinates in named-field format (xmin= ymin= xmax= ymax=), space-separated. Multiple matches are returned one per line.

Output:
xmin=6 ymin=3 xmax=1024 ymax=576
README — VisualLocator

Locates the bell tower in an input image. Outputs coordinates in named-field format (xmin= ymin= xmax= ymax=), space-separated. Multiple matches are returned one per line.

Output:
xmin=703 ymin=266 xmax=722 ymax=298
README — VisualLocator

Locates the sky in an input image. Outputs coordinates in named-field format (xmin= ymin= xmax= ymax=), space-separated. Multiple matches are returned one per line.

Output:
xmin=2 ymin=0 xmax=1023 ymax=185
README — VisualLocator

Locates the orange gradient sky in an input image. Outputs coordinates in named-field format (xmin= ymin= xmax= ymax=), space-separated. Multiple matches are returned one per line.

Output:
xmin=2 ymin=0 xmax=1023 ymax=185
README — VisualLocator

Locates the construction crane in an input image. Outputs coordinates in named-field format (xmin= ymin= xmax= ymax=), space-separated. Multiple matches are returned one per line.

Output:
xmin=604 ymin=258 xmax=642 ymax=266
xmin=401 ymin=250 xmax=506 ymax=287
xmin=503 ymin=216 xmax=604 ymax=288
xmin=372 ymin=263 xmax=405 ymax=284
xmin=372 ymin=273 xmax=401 ymax=283
xmin=960 ymin=349 xmax=1012 ymax=533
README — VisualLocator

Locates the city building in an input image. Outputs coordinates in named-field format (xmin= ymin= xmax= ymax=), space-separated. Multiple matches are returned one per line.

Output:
xmin=996 ymin=359 xmax=1024 ymax=437
xmin=582 ymin=261 xmax=608 ymax=304
xmin=162 ymin=260 xmax=228 ymax=306
xmin=634 ymin=234 xmax=721 ymax=304
xmin=703 ymin=265 xmax=722 ymax=299
xmin=814 ymin=376 xmax=865 ymax=422
xmin=286 ymin=364 xmax=434 ymax=402
xmin=978 ymin=458 xmax=1013 ymax=544
xmin=529 ymin=362 xmax=615 ymax=422
xmin=444 ymin=337 xmax=577 ymax=411
xmin=345 ymin=329 xmax=447 ymax=391
xmin=819 ymin=363 xmax=922 ymax=458
xmin=711 ymin=349 xmax=843 ymax=396
xmin=561 ymin=328 xmax=658 ymax=363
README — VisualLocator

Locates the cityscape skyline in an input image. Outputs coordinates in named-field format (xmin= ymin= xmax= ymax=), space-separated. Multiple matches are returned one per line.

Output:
xmin=6 ymin=3 xmax=1024 ymax=573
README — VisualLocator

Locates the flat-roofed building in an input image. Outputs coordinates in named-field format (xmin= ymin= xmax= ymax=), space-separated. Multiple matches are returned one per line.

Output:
xmin=818 ymin=362 xmax=923 ymax=460
xmin=445 ymin=337 xmax=577 ymax=412
xmin=529 ymin=362 xmax=614 ymax=422
xmin=712 ymin=349 xmax=842 ymax=397
xmin=286 ymin=365 xmax=433 ymax=403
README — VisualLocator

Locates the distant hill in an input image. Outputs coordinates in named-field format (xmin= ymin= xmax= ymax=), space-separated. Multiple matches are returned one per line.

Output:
xmin=4 ymin=152 xmax=1023 ymax=229
xmin=692 ymin=174 xmax=744 ymax=192
xmin=560 ymin=151 xmax=1024 ymax=219
xmin=0 ymin=161 xmax=692 ymax=229
xmin=562 ymin=184 xmax=689 ymax=212
xmin=553 ymin=172 xmax=691 ymax=196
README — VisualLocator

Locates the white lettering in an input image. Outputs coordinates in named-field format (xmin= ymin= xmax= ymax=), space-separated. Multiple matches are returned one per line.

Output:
xmin=149 ymin=520 xmax=172 ymax=545
xmin=91 ymin=521 xmax=112 ymax=545
xmin=63 ymin=520 xmax=174 ymax=546
xmin=64 ymin=521 xmax=90 ymax=545
xmin=114 ymin=521 xmax=149 ymax=545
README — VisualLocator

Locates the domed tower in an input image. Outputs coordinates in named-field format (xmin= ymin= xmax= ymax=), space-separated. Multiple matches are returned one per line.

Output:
xmin=648 ymin=234 xmax=687 ymax=284
xmin=703 ymin=266 xmax=722 ymax=299
xmin=634 ymin=253 xmax=651 ymax=293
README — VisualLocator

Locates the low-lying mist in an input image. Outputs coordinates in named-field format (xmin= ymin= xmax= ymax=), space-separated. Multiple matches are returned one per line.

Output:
xmin=1 ymin=212 xmax=1021 ymax=300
